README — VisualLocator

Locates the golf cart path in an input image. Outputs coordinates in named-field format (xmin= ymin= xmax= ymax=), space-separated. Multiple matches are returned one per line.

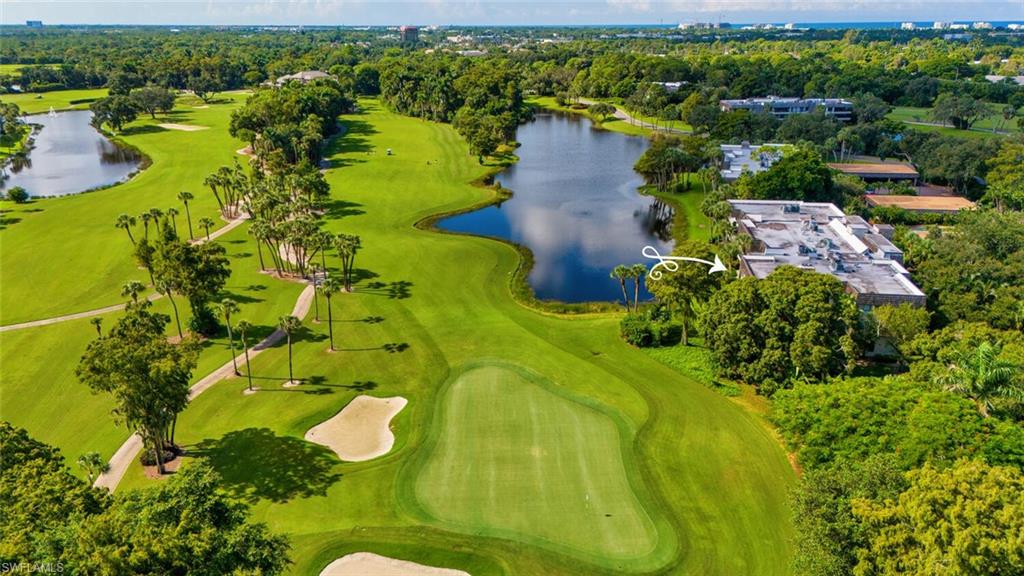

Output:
xmin=577 ymin=97 xmax=690 ymax=134
xmin=0 ymin=216 xmax=247 ymax=333
xmin=93 ymin=282 xmax=314 ymax=491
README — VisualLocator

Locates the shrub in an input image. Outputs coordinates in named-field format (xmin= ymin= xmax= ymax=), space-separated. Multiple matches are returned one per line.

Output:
xmin=6 ymin=186 xmax=29 ymax=203
xmin=620 ymin=315 xmax=655 ymax=347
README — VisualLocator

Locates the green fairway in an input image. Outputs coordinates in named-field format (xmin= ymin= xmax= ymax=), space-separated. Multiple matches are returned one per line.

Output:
xmin=1 ymin=88 xmax=109 ymax=114
xmin=888 ymin=104 xmax=1020 ymax=138
xmin=0 ymin=92 xmax=249 ymax=324
xmin=411 ymin=362 xmax=663 ymax=564
xmin=1 ymin=94 xmax=795 ymax=574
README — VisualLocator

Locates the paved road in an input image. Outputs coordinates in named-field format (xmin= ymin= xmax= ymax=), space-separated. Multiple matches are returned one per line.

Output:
xmin=94 ymin=282 xmax=315 ymax=491
xmin=577 ymin=98 xmax=690 ymax=134
xmin=0 ymin=215 xmax=248 ymax=333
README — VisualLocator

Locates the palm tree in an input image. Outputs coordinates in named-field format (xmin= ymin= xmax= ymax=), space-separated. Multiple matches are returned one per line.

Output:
xmin=77 ymin=452 xmax=108 ymax=483
xmin=278 ymin=315 xmax=301 ymax=385
xmin=166 ymin=207 xmax=179 ymax=235
xmin=630 ymin=264 xmax=648 ymax=312
xmin=320 ymin=275 xmax=342 ymax=351
xmin=218 ymin=298 xmax=241 ymax=375
xmin=236 ymin=319 xmax=255 ymax=391
xmin=155 ymin=279 xmax=183 ymax=339
xmin=90 ymin=317 xmax=103 ymax=337
xmin=937 ymin=342 xmax=1023 ymax=418
xmin=610 ymin=265 xmax=630 ymax=310
xmin=121 ymin=280 xmax=146 ymax=304
xmin=115 ymin=213 xmax=137 ymax=245
xmin=177 ymin=191 xmax=195 ymax=240
xmin=204 ymin=173 xmax=225 ymax=215
xmin=140 ymin=212 xmax=153 ymax=239
xmin=148 ymin=208 xmax=164 ymax=234
xmin=198 ymin=217 xmax=215 ymax=241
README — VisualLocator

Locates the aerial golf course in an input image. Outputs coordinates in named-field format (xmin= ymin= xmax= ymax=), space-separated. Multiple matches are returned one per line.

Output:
xmin=0 ymin=92 xmax=794 ymax=574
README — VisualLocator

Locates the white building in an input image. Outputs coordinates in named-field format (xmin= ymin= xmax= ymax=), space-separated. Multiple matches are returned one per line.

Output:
xmin=719 ymin=142 xmax=785 ymax=182
xmin=274 ymin=70 xmax=331 ymax=87
xmin=728 ymin=200 xmax=925 ymax=308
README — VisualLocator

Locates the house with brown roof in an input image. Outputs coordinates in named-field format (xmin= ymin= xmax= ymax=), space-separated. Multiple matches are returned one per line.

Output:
xmin=828 ymin=162 xmax=919 ymax=184
xmin=865 ymin=195 xmax=976 ymax=214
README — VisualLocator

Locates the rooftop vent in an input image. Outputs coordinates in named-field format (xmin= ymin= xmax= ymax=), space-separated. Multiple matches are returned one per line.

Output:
xmin=783 ymin=203 xmax=801 ymax=213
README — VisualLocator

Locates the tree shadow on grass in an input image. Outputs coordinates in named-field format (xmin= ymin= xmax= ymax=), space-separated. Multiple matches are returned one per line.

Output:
xmin=323 ymin=199 xmax=364 ymax=220
xmin=120 ymin=124 xmax=168 ymax=136
xmin=190 ymin=427 xmax=342 ymax=503
xmin=362 ymin=280 xmax=413 ymax=300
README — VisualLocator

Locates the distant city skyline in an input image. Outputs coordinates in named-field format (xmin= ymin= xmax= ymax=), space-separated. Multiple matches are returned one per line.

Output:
xmin=3 ymin=1 xmax=1023 ymax=27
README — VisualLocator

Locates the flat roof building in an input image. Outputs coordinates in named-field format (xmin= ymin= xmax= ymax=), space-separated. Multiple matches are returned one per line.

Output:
xmin=865 ymin=194 xmax=976 ymax=214
xmin=400 ymin=25 xmax=419 ymax=43
xmin=728 ymin=200 xmax=925 ymax=308
xmin=720 ymin=142 xmax=785 ymax=182
xmin=828 ymin=162 xmax=919 ymax=183
xmin=720 ymin=97 xmax=854 ymax=121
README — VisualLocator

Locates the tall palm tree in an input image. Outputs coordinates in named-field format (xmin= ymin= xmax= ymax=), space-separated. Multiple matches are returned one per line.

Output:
xmin=148 ymin=208 xmax=164 ymax=234
xmin=630 ymin=264 xmax=648 ymax=312
xmin=278 ymin=315 xmax=301 ymax=385
xmin=320 ymin=275 xmax=342 ymax=351
xmin=90 ymin=317 xmax=103 ymax=337
xmin=611 ymin=265 xmax=630 ymax=310
xmin=140 ymin=212 xmax=152 ymax=239
xmin=937 ymin=342 xmax=1023 ymax=418
xmin=115 ymin=213 xmax=137 ymax=245
xmin=155 ymin=279 xmax=183 ymax=339
xmin=236 ymin=319 xmax=255 ymax=391
xmin=166 ymin=207 xmax=179 ymax=235
xmin=177 ymin=191 xmax=195 ymax=240
xmin=204 ymin=173 xmax=225 ymax=215
xmin=121 ymin=280 xmax=146 ymax=304
xmin=198 ymin=217 xmax=215 ymax=241
xmin=218 ymin=298 xmax=241 ymax=375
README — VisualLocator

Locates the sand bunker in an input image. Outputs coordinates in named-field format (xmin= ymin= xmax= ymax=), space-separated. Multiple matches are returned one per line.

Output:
xmin=158 ymin=123 xmax=208 ymax=131
xmin=305 ymin=395 xmax=407 ymax=461
xmin=320 ymin=553 xmax=469 ymax=576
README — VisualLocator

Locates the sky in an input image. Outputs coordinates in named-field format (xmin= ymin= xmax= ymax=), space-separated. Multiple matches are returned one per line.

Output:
xmin=2 ymin=0 xmax=1023 ymax=27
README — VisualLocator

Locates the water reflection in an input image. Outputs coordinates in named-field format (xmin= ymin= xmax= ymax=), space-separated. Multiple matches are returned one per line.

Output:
xmin=440 ymin=112 xmax=673 ymax=303
xmin=1 ymin=110 xmax=141 ymax=197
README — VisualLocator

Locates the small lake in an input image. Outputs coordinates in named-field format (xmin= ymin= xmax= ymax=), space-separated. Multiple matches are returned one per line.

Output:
xmin=439 ymin=112 xmax=673 ymax=303
xmin=1 ymin=110 xmax=141 ymax=197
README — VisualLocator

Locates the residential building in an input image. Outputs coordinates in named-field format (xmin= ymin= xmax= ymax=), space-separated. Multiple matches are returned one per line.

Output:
xmin=719 ymin=97 xmax=854 ymax=121
xmin=719 ymin=142 xmax=785 ymax=182
xmin=901 ymin=22 xmax=916 ymax=30
xmin=728 ymin=200 xmax=926 ymax=308
xmin=827 ymin=163 xmax=919 ymax=184
xmin=865 ymin=195 xmax=975 ymax=214
xmin=400 ymin=25 xmax=419 ymax=43
xmin=274 ymin=70 xmax=331 ymax=87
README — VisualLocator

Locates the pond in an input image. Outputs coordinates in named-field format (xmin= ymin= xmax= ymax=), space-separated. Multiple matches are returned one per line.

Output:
xmin=439 ymin=111 xmax=673 ymax=303
xmin=1 ymin=110 xmax=141 ymax=197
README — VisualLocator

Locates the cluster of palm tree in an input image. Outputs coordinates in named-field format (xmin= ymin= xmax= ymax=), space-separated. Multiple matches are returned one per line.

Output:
xmin=610 ymin=264 xmax=649 ymax=311
xmin=114 ymin=205 xmax=188 ymax=246
xmin=204 ymin=163 xmax=249 ymax=219
xmin=937 ymin=342 xmax=1023 ymax=418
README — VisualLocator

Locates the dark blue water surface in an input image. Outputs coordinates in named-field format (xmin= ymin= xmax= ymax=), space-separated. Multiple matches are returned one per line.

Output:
xmin=439 ymin=112 xmax=674 ymax=303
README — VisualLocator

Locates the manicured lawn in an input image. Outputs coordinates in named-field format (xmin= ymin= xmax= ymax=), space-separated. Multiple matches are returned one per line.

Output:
xmin=0 ymin=91 xmax=249 ymax=324
xmin=106 ymin=101 xmax=794 ymax=575
xmin=0 ymin=225 xmax=304 ymax=477
xmin=1 ymin=88 xmax=109 ymax=114
xmin=410 ymin=362 xmax=664 ymax=567
xmin=888 ymin=104 xmax=1020 ymax=138
xmin=529 ymin=96 xmax=692 ymax=137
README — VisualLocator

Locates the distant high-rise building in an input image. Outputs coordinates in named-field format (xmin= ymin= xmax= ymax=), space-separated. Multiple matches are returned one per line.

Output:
xmin=399 ymin=25 xmax=419 ymax=43
xmin=26 ymin=20 xmax=43 ymax=28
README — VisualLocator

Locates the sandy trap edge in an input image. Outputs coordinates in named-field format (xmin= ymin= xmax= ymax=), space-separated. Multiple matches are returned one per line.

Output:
xmin=320 ymin=552 xmax=470 ymax=576
xmin=158 ymin=123 xmax=208 ymax=131
xmin=305 ymin=395 xmax=408 ymax=462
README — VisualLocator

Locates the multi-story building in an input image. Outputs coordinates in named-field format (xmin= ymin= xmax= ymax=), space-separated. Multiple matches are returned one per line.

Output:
xmin=719 ymin=142 xmax=785 ymax=182
xmin=728 ymin=200 xmax=926 ymax=308
xmin=400 ymin=25 xmax=419 ymax=43
xmin=719 ymin=97 xmax=854 ymax=121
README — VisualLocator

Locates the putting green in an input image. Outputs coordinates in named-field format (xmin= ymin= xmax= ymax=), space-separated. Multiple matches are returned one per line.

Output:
xmin=411 ymin=363 xmax=659 ymax=562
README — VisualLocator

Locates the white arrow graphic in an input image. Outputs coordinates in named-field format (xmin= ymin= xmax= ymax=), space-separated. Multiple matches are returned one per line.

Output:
xmin=642 ymin=245 xmax=727 ymax=279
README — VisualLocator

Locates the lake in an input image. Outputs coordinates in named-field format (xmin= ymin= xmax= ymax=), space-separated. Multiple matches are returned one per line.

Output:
xmin=1 ymin=110 xmax=141 ymax=197
xmin=439 ymin=111 xmax=673 ymax=303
